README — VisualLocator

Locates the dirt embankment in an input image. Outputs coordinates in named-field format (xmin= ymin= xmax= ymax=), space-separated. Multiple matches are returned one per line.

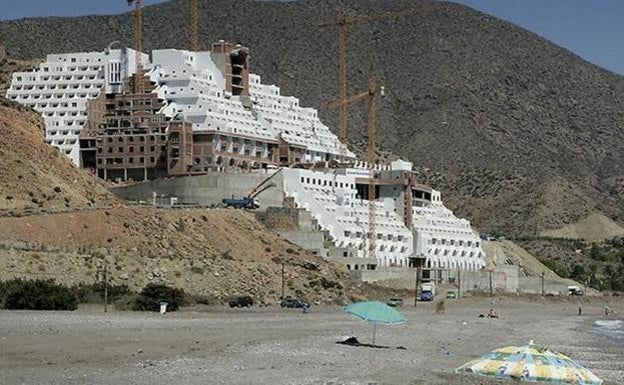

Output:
xmin=0 ymin=105 xmax=116 ymax=212
xmin=541 ymin=213 xmax=624 ymax=241
xmin=0 ymin=207 xmax=396 ymax=304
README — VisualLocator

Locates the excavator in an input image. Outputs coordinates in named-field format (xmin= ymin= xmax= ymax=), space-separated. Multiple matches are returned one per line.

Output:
xmin=221 ymin=168 xmax=283 ymax=209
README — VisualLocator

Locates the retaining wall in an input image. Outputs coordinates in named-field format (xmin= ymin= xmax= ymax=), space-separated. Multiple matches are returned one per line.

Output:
xmin=112 ymin=172 xmax=285 ymax=210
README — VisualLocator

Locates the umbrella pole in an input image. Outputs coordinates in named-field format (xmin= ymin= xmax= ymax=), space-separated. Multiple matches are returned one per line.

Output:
xmin=372 ymin=323 xmax=377 ymax=345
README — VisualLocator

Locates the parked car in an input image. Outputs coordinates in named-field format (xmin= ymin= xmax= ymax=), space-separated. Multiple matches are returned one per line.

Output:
xmin=420 ymin=291 xmax=434 ymax=302
xmin=567 ymin=286 xmax=584 ymax=296
xmin=420 ymin=283 xmax=435 ymax=301
xmin=229 ymin=295 xmax=253 ymax=308
xmin=386 ymin=298 xmax=404 ymax=307
xmin=280 ymin=297 xmax=307 ymax=308
xmin=446 ymin=291 xmax=457 ymax=299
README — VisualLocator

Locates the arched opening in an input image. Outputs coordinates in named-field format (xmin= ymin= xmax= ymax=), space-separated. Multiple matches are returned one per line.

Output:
xmin=354 ymin=265 xmax=359 ymax=270
xmin=346 ymin=264 xmax=351 ymax=271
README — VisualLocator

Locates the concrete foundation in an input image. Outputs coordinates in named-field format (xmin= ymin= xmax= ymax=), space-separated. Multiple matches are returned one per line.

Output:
xmin=112 ymin=172 xmax=285 ymax=210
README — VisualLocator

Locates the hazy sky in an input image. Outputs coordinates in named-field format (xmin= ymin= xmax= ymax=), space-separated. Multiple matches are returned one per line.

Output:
xmin=1 ymin=0 xmax=623 ymax=75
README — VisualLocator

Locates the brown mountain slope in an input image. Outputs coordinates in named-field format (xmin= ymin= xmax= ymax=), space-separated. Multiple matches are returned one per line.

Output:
xmin=0 ymin=105 xmax=115 ymax=211
xmin=0 ymin=208 xmax=389 ymax=303
xmin=2 ymin=0 xmax=624 ymax=235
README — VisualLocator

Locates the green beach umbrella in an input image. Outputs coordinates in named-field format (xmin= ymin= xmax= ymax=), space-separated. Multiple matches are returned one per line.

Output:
xmin=344 ymin=301 xmax=406 ymax=345
xmin=456 ymin=341 xmax=603 ymax=384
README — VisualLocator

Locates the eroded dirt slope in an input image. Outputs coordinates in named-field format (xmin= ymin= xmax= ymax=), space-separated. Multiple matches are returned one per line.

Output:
xmin=0 ymin=208 xmax=395 ymax=304
xmin=0 ymin=105 xmax=115 ymax=212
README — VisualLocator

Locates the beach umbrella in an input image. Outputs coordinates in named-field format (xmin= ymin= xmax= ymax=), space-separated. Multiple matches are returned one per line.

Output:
xmin=344 ymin=301 xmax=406 ymax=345
xmin=456 ymin=341 xmax=603 ymax=384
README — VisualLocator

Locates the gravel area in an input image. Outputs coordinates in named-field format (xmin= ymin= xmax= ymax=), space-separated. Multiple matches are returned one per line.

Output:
xmin=0 ymin=298 xmax=622 ymax=385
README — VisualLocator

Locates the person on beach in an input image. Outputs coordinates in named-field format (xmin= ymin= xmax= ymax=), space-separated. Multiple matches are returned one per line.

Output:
xmin=578 ymin=305 xmax=582 ymax=316
xmin=604 ymin=305 xmax=609 ymax=317
xmin=487 ymin=308 xmax=500 ymax=319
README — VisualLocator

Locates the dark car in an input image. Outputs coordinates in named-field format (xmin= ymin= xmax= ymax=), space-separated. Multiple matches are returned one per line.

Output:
xmin=280 ymin=297 xmax=307 ymax=308
xmin=229 ymin=295 xmax=253 ymax=308
xmin=420 ymin=291 xmax=434 ymax=301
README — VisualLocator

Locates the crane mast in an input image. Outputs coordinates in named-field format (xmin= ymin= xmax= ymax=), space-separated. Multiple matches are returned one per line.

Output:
xmin=320 ymin=4 xmax=444 ymax=161
xmin=190 ymin=0 xmax=199 ymax=51
xmin=329 ymin=76 xmax=383 ymax=261
xmin=127 ymin=0 xmax=144 ymax=94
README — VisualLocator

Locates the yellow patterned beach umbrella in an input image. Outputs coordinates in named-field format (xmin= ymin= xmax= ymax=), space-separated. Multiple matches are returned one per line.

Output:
xmin=456 ymin=341 xmax=603 ymax=384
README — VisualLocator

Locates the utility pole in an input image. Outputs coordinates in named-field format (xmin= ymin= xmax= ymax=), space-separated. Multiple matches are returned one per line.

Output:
xmin=414 ymin=267 xmax=420 ymax=307
xmin=104 ymin=261 xmax=108 ymax=313
xmin=281 ymin=260 xmax=285 ymax=300
xmin=457 ymin=267 xmax=461 ymax=299
xmin=488 ymin=270 xmax=493 ymax=298
xmin=541 ymin=271 xmax=545 ymax=296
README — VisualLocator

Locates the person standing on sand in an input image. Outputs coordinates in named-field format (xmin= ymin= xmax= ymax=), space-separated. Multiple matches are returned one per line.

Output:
xmin=578 ymin=304 xmax=582 ymax=316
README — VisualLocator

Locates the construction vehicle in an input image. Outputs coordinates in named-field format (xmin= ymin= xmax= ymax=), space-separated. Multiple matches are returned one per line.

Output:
xmin=221 ymin=168 xmax=283 ymax=209
xmin=221 ymin=196 xmax=260 ymax=210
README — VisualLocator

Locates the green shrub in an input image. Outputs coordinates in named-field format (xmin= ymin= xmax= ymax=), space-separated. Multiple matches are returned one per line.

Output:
xmin=0 ymin=279 xmax=78 ymax=310
xmin=72 ymin=282 xmax=132 ymax=304
xmin=132 ymin=283 xmax=186 ymax=312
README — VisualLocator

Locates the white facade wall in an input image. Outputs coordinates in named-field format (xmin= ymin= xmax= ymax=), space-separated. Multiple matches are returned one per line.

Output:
xmin=283 ymin=164 xmax=486 ymax=271
xmin=283 ymin=168 xmax=413 ymax=268
xmin=148 ymin=49 xmax=353 ymax=161
xmin=8 ymin=47 xmax=350 ymax=165
xmin=5 ymin=49 xmax=147 ymax=164
xmin=412 ymin=191 xmax=486 ymax=271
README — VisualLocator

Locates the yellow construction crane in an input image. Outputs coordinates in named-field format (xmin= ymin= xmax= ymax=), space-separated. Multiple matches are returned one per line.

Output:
xmin=127 ymin=0 xmax=144 ymax=94
xmin=319 ymin=4 xmax=444 ymax=160
xmin=190 ymin=0 xmax=199 ymax=51
xmin=330 ymin=75 xmax=385 ymax=260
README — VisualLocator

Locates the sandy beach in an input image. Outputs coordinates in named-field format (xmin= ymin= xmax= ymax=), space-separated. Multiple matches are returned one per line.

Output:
xmin=1 ymin=297 xmax=622 ymax=385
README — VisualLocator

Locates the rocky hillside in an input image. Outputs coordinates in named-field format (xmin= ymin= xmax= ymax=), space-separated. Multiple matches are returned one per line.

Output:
xmin=0 ymin=207 xmax=388 ymax=304
xmin=0 ymin=104 xmax=116 ymax=212
xmin=2 ymin=0 xmax=624 ymax=236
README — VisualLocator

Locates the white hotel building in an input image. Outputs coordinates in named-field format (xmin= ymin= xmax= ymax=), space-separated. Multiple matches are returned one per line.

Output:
xmin=6 ymin=42 xmax=485 ymax=271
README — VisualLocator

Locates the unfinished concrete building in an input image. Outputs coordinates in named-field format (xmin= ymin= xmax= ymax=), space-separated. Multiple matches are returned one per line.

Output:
xmin=79 ymin=72 xmax=193 ymax=181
